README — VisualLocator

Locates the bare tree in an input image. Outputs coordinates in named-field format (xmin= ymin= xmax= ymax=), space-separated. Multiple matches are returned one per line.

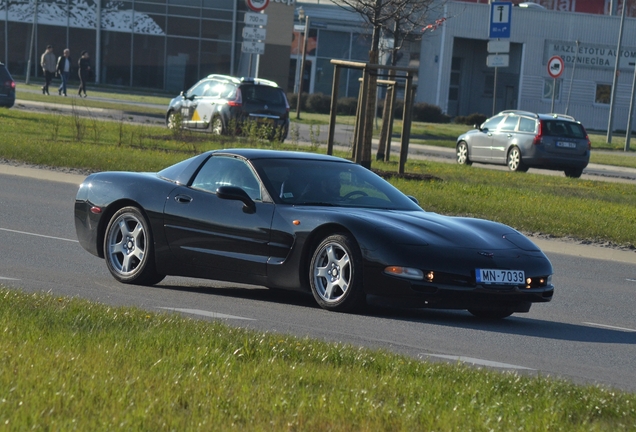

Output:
xmin=334 ymin=0 xmax=441 ymax=168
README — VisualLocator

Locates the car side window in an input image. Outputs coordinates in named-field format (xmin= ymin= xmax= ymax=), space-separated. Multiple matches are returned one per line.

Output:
xmin=481 ymin=115 xmax=504 ymax=131
xmin=518 ymin=117 xmax=536 ymax=133
xmin=191 ymin=156 xmax=262 ymax=201
xmin=188 ymin=80 xmax=210 ymax=98
xmin=203 ymin=80 xmax=227 ymax=98
xmin=499 ymin=115 xmax=519 ymax=132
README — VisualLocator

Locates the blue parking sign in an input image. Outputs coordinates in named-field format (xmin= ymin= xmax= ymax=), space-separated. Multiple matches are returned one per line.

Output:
xmin=489 ymin=2 xmax=512 ymax=39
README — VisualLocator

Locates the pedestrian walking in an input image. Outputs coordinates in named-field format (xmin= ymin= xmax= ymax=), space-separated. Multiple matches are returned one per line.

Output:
xmin=56 ymin=48 xmax=72 ymax=96
xmin=77 ymin=51 xmax=91 ymax=97
xmin=40 ymin=45 xmax=56 ymax=95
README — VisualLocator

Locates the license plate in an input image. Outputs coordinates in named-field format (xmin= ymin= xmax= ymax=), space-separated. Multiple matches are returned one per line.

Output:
xmin=556 ymin=141 xmax=576 ymax=148
xmin=180 ymin=108 xmax=190 ymax=117
xmin=476 ymin=269 xmax=525 ymax=285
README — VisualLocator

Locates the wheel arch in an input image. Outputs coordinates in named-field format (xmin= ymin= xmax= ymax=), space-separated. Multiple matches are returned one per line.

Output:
xmin=96 ymin=199 xmax=147 ymax=259
xmin=298 ymin=223 xmax=359 ymax=291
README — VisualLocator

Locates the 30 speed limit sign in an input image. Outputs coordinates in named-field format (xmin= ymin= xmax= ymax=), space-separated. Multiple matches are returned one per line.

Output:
xmin=547 ymin=55 xmax=564 ymax=79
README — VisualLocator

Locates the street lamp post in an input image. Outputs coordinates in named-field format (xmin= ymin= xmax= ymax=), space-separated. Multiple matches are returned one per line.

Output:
xmin=296 ymin=8 xmax=309 ymax=119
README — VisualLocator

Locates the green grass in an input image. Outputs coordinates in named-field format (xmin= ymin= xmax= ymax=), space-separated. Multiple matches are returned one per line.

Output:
xmin=1 ymin=288 xmax=634 ymax=431
xmin=2 ymin=108 xmax=636 ymax=248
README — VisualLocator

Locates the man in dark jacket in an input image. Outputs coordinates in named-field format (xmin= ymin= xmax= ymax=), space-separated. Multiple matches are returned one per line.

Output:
xmin=56 ymin=48 xmax=72 ymax=96
xmin=77 ymin=51 xmax=91 ymax=98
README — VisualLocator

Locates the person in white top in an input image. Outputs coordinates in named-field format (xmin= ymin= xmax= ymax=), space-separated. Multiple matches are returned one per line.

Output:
xmin=40 ymin=45 xmax=56 ymax=95
xmin=56 ymin=49 xmax=72 ymax=97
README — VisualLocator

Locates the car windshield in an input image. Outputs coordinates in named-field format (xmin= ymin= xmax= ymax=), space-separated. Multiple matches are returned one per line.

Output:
xmin=252 ymin=158 xmax=422 ymax=211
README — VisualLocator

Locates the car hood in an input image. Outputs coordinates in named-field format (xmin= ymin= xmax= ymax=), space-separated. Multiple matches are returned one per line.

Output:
xmin=346 ymin=209 xmax=538 ymax=251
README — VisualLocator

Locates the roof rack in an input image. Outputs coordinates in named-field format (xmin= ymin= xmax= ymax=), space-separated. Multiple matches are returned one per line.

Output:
xmin=206 ymin=74 xmax=241 ymax=84
xmin=240 ymin=77 xmax=279 ymax=87
xmin=546 ymin=113 xmax=576 ymax=121
xmin=499 ymin=110 xmax=539 ymax=118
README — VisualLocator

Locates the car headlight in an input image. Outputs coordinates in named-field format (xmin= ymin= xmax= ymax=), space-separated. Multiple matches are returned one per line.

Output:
xmin=384 ymin=266 xmax=424 ymax=280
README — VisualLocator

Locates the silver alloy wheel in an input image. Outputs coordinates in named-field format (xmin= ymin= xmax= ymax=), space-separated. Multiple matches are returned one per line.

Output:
xmin=457 ymin=142 xmax=470 ymax=165
xmin=312 ymin=241 xmax=352 ymax=304
xmin=211 ymin=117 xmax=224 ymax=135
xmin=106 ymin=211 xmax=148 ymax=278
xmin=167 ymin=112 xmax=179 ymax=129
xmin=507 ymin=147 xmax=522 ymax=171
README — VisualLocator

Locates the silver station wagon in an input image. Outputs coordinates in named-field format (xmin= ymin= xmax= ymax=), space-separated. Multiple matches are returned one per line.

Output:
xmin=456 ymin=110 xmax=591 ymax=178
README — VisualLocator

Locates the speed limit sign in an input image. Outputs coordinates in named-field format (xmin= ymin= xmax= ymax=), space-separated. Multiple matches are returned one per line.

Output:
xmin=246 ymin=0 xmax=269 ymax=12
xmin=547 ymin=55 xmax=564 ymax=79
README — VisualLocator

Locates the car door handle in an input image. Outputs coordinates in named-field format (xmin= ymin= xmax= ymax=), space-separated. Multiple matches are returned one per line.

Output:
xmin=174 ymin=194 xmax=192 ymax=204
xmin=507 ymin=134 xmax=513 ymax=138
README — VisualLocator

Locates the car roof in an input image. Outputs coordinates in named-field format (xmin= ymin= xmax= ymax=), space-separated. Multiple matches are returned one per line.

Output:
xmin=205 ymin=74 xmax=280 ymax=88
xmin=498 ymin=110 xmax=579 ymax=123
xmin=209 ymin=148 xmax=353 ymax=163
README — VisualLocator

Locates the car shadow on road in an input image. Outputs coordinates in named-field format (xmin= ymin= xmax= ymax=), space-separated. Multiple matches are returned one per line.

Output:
xmin=367 ymin=304 xmax=636 ymax=345
xmin=154 ymin=281 xmax=634 ymax=345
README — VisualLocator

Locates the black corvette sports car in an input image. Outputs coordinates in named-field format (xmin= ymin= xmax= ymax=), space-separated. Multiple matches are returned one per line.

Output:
xmin=74 ymin=149 xmax=554 ymax=318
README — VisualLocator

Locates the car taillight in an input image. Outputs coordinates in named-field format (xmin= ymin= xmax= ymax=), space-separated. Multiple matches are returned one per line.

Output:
xmin=228 ymin=88 xmax=242 ymax=107
xmin=532 ymin=120 xmax=543 ymax=145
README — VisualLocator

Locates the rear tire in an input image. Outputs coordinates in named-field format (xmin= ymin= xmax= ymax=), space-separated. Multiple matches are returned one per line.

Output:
xmin=456 ymin=141 xmax=472 ymax=165
xmin=564 ymin=168 xmax=583 ymax=178
xmin=309 ymin=233 xmax=365 ymax=312
xmin=507 ymin=147 xmax=528 ymax=172
xmin=104 ymin=206 xmax=165 ymax=286
xmin=209 ymin=116 xmax=225 ymax=135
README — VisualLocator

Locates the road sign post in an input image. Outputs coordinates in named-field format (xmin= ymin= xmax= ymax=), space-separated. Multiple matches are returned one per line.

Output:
xmin=547 ymin=55 xmax=564 ymax=113
xmin=489 ymin=2 xmax=512 ymax=39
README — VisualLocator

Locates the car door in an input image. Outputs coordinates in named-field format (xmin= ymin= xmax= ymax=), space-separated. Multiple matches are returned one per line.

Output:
xmin=468 ymin=115 xmax=504 ymax=162
xmin=162 ymin=155 xmax=274 ymax=277
xmin=189 ymin=79 xmax=226 ymax=130
xmin=180 ymin=79 xmax=211 ymax=129
xmin=490 ymin=114 xmax=520 ymax=164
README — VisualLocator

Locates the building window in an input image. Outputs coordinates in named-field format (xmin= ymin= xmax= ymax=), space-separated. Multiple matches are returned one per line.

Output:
xmin=595 ymin=84 xmax=611 ymax=104
xmin=543 ymin=79 xmax=561 ymax=101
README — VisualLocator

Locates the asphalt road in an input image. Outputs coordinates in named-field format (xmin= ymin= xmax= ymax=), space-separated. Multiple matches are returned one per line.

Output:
xmin=0 ymin=167 xmax=635 ymax=393
xmin=11 ymin=96 xmax=636 ymax=184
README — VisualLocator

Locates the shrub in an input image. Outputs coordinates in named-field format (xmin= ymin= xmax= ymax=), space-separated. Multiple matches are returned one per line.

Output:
xmin=392 ymin=101 xmax=450 ymax=124
xmin=337 ymin=97 xmax=358 ymax=116
xmin=455 ymin=112 xmax=488 ymax=126
xmin=306 ymin=93 xmax=332 ymax=114
xmin=286 ymin=92 xmax=308 ymax=111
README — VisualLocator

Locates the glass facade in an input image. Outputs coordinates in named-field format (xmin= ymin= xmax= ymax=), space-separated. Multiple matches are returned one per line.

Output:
xmin=0 ymin=0 xmax=245 ymax=91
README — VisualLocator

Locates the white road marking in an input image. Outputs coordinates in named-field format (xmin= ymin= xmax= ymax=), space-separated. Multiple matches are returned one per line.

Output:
xmin=158 ymin=307 xmax=255 ymax=321
xmin=583 ymin=322 xmax=636 ymax=332
xmin=626 ymin=279 xmax=636 ymax=283
xmin=419 ymin=353 xmax=534 ymax=370
xmin=0 ymin=277 xmax=20 ymax=281
xmin=0 ymin=228 xmax=78 ymax=243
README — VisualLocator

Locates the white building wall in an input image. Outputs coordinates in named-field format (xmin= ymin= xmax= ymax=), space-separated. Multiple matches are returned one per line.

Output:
xmin=420 ymin=1 xmax=636 ymax=132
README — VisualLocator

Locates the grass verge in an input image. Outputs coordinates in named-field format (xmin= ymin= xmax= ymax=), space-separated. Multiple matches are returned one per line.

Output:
xmin=1 ymin=108 xmax=636 ymax=247
xmin=1 ymin=288 xmax=635 ymax=431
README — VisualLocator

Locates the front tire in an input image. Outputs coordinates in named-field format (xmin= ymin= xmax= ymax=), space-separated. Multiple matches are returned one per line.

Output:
xmin=456 ymin=141 xmax=472 ymax=165
xmin=166 ymin=111 xmax=180 ymax=130
xmin=309 ymin=233 xmax=365 ymax=312
xmin=507 ymin=147 xmax=528 ymax=172
xmin=564 ymin=168 xmax=583 ymax=178
xmin=104 ymin=206 xmax=165 ymax=285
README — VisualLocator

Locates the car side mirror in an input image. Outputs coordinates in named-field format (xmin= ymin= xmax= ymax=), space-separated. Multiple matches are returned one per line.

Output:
xmin=407 ymin=195 xmax=419 ymax=205
xmin=216 ymin=186 xmax=256 ymax=213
